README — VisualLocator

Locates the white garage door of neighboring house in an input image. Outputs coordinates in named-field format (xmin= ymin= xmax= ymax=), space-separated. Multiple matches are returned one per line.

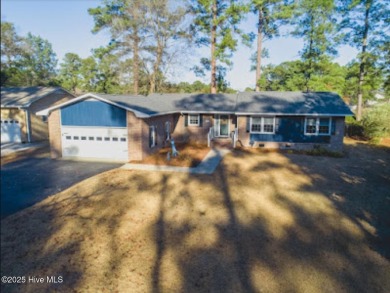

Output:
xmin=61 ymin=127 xmax=128 ymax=161
xmin=1 ymin=119 xmax=22 ymax=143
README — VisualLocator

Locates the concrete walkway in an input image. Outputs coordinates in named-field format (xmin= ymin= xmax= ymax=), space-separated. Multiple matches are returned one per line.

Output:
xmin=1 ymin=142 xmax=48 ymax=157
xmin=120 ymin=148 xmax=230 ymax=174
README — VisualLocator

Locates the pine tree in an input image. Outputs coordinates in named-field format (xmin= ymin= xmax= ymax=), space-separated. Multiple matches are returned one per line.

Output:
xmin=190 ymin=0 xmax=249 ymax=93
xmin=338 ymin=0 xmax=389 ymax=120
xmin=291 ymin=0 xmax=337 ymax=92
xmin=250 ymin=0 xmax=294 ymax=91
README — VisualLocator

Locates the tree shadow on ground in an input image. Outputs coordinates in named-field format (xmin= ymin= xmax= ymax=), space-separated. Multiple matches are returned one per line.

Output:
xmin=1 ymin=169 xmax=152 ymax=293
xmin=1 ymin=139 xmax=389 ymax=292
xmin=285 ymin=140 xmax=390 ymax=260
xmin=150 ymin=141 xmax=390 ymax=292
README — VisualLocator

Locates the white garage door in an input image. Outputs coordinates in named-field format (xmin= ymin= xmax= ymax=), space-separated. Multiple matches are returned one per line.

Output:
xmin=1 ymin=119 xmax=22 ymax=143
xmin=61 ymin=127 xmax=128 ymax=161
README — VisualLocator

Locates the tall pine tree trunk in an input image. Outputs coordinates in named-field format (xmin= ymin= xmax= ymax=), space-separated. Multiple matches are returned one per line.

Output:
xmin=255 ymin=9 xmax=263 ymax=92
xmin=210 ymin=0 xmax=217 ymax=94
xmin=149 ymin=44 xmax=163 ymax=94
xmin=304 ymin=14 xmax=315 ymax=93
xmin=133 ymin=32 xmax=139 ymax=95
xmin=356 ymin=0 xmax=371 ymax=121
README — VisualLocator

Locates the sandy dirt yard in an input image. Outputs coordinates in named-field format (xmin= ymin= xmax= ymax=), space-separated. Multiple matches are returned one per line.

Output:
xmin=1 ymin=138 xmax=390 ymax=293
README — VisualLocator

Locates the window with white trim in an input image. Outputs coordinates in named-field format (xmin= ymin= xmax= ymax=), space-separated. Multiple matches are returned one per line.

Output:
xmin=250 ymin=116 xmax=275 ymax=134
xmin=149 ymin=125 xmax=156 ymax=147
xmin=305 ymin=117 xmax=331 ymax=135
xmin=188 ymin=114 xmax=200 ymax=126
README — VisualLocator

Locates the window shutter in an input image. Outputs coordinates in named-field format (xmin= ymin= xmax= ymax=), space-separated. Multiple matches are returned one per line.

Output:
xmin=275 ymin=117 xmax=280 ymax=132
xmin=331 ymin=118 xmax=336 ymax=135
xmin=199 ymin=114 xmax=203 ymax=127
xmin=184 ymin=114 xmax=188 ymax=127
xmin=246 ymin=116 xmax=250 ymax=132
xmin=149 ymin=127 xmax=152 ymax=148
xmin=301 ymin=118 xmax=305 ymax=133
xmin=155 ymin=125 xmax=158 ymax=146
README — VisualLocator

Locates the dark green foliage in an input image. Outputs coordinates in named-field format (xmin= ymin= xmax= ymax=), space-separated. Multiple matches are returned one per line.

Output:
xmin=343 ymin=57 xmax=383 ymax=104
xmin=291 ymin=0 xmax=338 ymax=92
xmin=361 ymin=104 xmax=390 ymax=141
xmin=345 ymin=104 xmax=390 ymax=142
xmin=258 ymin=59 xmax=346 ymax=94
xmin=58 ymin=53 xmax=83 ymax=93
xmin=20 ymin=33 xmax=58 ymax=86
xmin=337 ymin=0 xmax=389 ymax=120
xmin=303 ymin=147 xmax=344 ymax=158
xmin=1 ymin=22 xmax=57 ymax=86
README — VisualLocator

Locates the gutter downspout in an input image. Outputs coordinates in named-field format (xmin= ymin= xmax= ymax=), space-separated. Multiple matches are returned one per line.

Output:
xmin=24 ymin=109 xmax=32 ymax=143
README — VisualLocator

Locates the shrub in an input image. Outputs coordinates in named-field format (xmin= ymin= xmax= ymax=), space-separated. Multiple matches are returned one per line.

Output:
xmin=305 ymin=147 xmax=344 ymax=158
xmin=345 ymin=120 xmax=365 ymax=138
xmin=362 ymin=104 xmax=390 ymax=142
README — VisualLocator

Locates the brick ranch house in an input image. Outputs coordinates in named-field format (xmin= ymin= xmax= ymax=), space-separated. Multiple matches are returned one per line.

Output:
xmin=1 ymin=87 xmax=75 ymax=143
xmin=37 ymin=91 xmax=353 ymax=162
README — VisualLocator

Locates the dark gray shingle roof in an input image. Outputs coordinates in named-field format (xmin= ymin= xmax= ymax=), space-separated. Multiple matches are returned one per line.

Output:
xmin=96 ymin=93 xmax=238 ymax=115
xmin=236 ymin=92 xmax=353 ymax=115
xmin=40 ymin=91 xmax=353 ymax=117
xmin=1 ymin=86 xmax=65 ymax=108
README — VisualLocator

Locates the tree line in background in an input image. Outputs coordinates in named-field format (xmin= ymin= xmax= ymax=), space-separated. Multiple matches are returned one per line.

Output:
xmin=1 ymin=0 xmax=389 ymax=121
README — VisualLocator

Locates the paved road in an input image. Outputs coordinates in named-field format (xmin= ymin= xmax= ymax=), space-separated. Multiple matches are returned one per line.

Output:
xmin=1 ymin=158 xmax=121 ymax=219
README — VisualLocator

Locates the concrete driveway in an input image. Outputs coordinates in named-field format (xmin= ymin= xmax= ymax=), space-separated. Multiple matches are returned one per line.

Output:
xmin=1 ymin=142 xmax=48 ymax=157
xmin=1 ymin=157 xmax=121 ymax=219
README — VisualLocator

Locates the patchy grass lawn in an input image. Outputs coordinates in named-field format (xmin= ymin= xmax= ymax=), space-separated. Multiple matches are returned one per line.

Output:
xmin=1 ymin=138 xmax=390 ymax=293
xmin=131 ymin=142 xmax=210 ymax=167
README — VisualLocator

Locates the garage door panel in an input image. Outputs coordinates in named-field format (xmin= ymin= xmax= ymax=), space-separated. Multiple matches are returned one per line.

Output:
xmin=61 ymin=127 xmax=128 ymax=161
xmin=1 ymin=119 xmax=22 ymax=143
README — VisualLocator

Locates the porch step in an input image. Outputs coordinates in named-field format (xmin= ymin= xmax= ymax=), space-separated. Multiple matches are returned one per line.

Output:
xmin=211 ymin=138 xmax=233 ymax=149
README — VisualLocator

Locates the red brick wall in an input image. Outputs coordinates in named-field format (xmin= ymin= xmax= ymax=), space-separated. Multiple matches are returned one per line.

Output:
xmin=145 ymin=114 xmax=175 ymax=152
xmin=48 ymin=110 xmax=62 ymax=158
xmin=173 ymin=114 xmax=213 ymax=144
xmin=237 ymin=115 xmax=250 ymax=146
xmin=127 ymin=111 xmax=145 ymax=161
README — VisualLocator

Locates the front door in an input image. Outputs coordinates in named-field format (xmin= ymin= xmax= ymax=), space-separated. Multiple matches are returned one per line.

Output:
xmin=215 ymin=115 xmax=230 ymax=137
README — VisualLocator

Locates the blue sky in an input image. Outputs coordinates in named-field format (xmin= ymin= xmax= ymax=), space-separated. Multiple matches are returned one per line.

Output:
xmin=1 ymin=0 xmax=358 ymax=90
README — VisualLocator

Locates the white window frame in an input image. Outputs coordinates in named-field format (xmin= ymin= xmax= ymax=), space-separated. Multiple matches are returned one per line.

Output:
xmin=249 ymin=116 xmax=276 ymax=134
xmin=150 ymin=125 xmax=156 ymax=148
xmin=304 ymin=117 xmax=332 ymax=136
xmin=214 ymin=114 xmax=230 ymax=137
xmin=188 ymin=114 xmax=200 ymax=126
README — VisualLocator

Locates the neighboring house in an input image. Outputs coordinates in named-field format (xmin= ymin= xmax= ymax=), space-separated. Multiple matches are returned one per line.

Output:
xmin=1 ymin=87 xmax=75 ymax=143
xmin=37 ymin=91 xmax=353 ymax=162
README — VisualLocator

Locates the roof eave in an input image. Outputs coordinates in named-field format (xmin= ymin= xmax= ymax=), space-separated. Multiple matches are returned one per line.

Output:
xmin=235 ymin=112 xmax=353 ymax=116
xmin=180 ymin=110 xmax=235 ymax=115
xmin=36 ymin=93 xmax=151 ymax=118
xmin=1 ymin=104 xmax=26 ymax=110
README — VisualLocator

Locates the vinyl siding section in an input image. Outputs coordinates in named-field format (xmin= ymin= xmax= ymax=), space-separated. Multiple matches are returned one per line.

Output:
xmin=61 ymin=100 xmax=127 ymax=127
xmin=237 ymin=115 xmax=345 ymax=152
xmin=249 ymin=116 xmax=332 ymax=144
